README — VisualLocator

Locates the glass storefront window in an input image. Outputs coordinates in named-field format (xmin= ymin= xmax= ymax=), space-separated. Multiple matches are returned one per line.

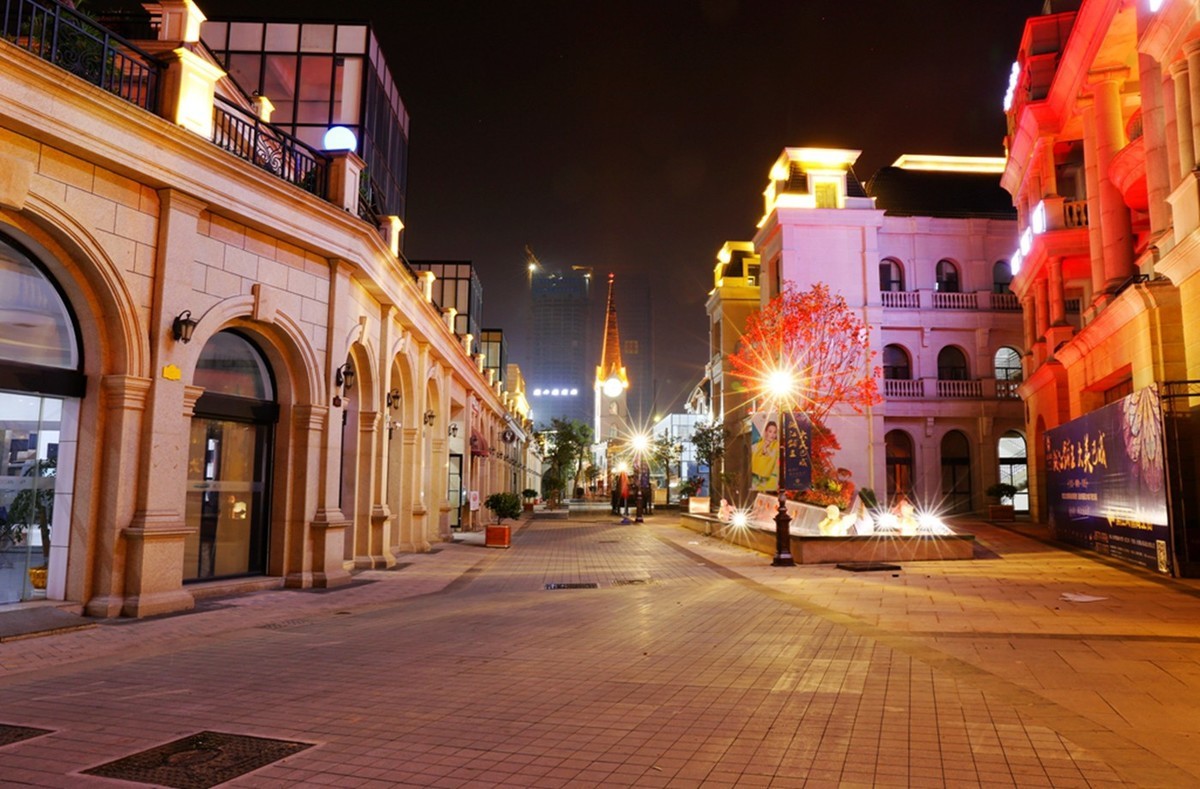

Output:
xmin=0 ymin=392 xmax=60 ymax=603
xmin=195 ymin=332 xmax=274 ymax=400
xmin=0 ymin=238 xmax=78 ymax=369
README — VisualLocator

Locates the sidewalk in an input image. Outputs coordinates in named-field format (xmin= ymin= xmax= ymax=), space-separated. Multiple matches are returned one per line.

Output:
xmin=0 ymin=509 xmax=1198 ymax=786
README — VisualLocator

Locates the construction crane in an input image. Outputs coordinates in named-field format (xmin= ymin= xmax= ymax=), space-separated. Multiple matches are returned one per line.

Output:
xmin=525 ymin=245 xmax=541 ymax=287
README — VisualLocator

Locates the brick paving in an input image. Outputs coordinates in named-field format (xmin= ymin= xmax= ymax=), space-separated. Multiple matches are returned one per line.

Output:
xmin=0 ymin=511 xmax=1198 ymax=787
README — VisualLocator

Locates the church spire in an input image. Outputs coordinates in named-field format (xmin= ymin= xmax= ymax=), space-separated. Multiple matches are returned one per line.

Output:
xmin=596 ymin=273 xmax=629 ymax=392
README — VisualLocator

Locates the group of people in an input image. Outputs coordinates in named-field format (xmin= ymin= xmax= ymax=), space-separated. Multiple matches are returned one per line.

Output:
xmin=610 ymin=465 xmax=652 ymax=519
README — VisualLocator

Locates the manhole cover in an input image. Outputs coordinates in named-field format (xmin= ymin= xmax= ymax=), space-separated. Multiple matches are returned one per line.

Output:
xmin=612 ymin=579 xmax=651 ymax=586
xmin=0 ymin=724 xmax=52 ymax=747
xmin=544 ymin=582 xmax=599 ymax=590
xmin=83 ymin=731 xmax=313 ymax=789
xmin=836 ymin=562 xmax=901 ymax=572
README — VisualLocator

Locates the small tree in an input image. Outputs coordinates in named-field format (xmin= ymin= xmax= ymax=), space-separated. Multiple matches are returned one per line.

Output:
xmin=690 ymin=421 xmax=727 ymax=510
xmin=651 ymin=432 xmax=681 ymax=505
xmin=546 ymin=418 xmax=594 ymax=499
xmin=485 ymin=491 xmax=522 ymax=522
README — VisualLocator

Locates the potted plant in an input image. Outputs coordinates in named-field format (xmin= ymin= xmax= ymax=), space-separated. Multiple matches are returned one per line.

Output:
xmin=986 ymin=482 xmax=1018 ymax=521
xmin=7 ymin=458 xmax=55 ymax=591
xmin=521 ymin=488 xmax=538 ymax=512
xmin=484 ymin=491 xmax=522 ymax=548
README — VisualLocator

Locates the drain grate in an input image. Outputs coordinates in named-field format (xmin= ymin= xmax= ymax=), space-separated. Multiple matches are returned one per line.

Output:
xmin=837 ymin=562 xmax=901 ymax=573
xmin=83 ymin=730 xmax=313 ymax=789
xmin=0 ymin=724 xmax=52 ymax=748
xmin=544 ymin=582 xmax=599 ymax=590
xmin=612 ymin=579 xmax=652 ymax=586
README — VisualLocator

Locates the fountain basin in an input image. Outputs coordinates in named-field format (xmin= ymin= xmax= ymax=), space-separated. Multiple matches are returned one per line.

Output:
xmin=679 ymin=513 xmax=975 ymax=563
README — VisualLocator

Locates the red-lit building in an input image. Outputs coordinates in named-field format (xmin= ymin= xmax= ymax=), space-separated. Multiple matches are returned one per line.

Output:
xmin=1003 ymin=0 xmax=1200 ymax=574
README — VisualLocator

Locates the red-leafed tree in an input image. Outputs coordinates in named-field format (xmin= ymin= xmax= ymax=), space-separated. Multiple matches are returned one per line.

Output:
xmin=728 ymin=283 xmax=881 ymax=504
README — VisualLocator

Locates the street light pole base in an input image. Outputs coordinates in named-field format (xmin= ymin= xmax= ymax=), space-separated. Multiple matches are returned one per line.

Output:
xmin=772 ymin=554 xmax=795 ymax=567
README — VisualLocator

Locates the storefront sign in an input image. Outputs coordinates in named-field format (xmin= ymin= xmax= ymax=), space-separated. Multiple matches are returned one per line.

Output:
xmin=1045 ymin=386 xmax=1170 ymax=573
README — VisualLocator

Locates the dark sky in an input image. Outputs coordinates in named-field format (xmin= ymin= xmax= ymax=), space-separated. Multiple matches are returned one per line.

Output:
xmin=200 ymin=0 xmax=1044 ymax=413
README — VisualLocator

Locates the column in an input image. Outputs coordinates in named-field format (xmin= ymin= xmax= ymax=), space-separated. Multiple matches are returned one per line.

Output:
xmin=120 ymin=189 xmax=209 ymax=617
xmin=1186 ymin=41 xmax=1200 ymax=167
xmin=300 ymin=260 xmax=354 ymax=589
xmin=1170 ymin=59 xmax=1194 ymax=178
xmin=1140 ymin=53 xmax=1173 ymax=238
xmin=1088 ymin=71 xmax=1136 ymax=292
xmin=1080 ymin=98 xmax=1107 ymax=304
xmin=1048 ymin=258 xmax=1066 ymax=326
xmin=1034 ymin=279 xmax=1050 ymax=343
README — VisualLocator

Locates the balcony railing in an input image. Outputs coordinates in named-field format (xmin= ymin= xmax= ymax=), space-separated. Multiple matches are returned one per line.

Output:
xmin=882 ymin=291 xmax=919 ymax=309
xmin=997 ymin=380 xmax=1021 ymax=399
xmin=932 ymin=291 xmax=977 ymax=310
xmin=936 ymin=379 xmax=983 ymax=398
xmin=212 ymin=95 xmax=328 ymax=197
xmin=2 ymin=0 xmax=161 ymax=111
xmin=884 ymin=379 xmax=923 ymax=398
xmin=989 ymin=292 xmax=1019 ymax=311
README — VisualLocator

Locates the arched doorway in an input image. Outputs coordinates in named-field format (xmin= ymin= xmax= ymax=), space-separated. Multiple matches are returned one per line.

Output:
xmin=884 ymin=430 xmax=914 ymax=505
xmin=0 ymin=232 xmax=84 ymax=604
xmin=998 ymin=430 xmax=1028 ymax=512
xmin=185 ymin=331 xmax=278 ymax=581
xmin=940 ymin=430 xmax=972 ymax=514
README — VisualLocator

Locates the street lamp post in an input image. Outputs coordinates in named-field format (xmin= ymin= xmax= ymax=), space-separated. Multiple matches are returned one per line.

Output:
xmin=765 ymin=366 xmax=799 ymax=567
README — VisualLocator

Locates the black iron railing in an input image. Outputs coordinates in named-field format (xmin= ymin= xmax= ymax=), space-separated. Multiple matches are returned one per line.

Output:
xmin=2 ymin=0 xmax=161 ymax=111
xmin=211 ymin=95 xmax=328 ymax=198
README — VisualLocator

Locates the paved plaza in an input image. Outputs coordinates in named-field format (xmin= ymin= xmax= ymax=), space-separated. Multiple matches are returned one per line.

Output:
xmin=1 ymin=510 xmax=1200 ymax=787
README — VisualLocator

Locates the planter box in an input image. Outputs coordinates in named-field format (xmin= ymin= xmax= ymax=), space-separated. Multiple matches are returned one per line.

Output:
xmin=485 ymin=525 xmax=511 ymax=548
xmin=988 ymin=504 xmax=1015 ymax=521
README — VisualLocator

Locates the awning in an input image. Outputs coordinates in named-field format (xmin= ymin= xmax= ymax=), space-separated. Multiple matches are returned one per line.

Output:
xmin=470 ymin=429 xmax=490 ymax=457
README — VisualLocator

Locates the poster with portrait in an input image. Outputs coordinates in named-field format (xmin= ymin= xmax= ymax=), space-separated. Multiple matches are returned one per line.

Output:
xmin=1045 ymin=386 xmax=1171 ymax=573
xmin=750 ymin=411 xmax=779 ymax=491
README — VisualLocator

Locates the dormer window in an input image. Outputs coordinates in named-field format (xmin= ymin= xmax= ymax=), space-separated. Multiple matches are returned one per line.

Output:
xmin=814 ymin=179 xmax=840 ymax=208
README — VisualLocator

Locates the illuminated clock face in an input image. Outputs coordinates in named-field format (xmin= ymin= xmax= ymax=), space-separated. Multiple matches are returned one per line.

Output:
xmin=602 ymin=376 xmax=623 ymax=398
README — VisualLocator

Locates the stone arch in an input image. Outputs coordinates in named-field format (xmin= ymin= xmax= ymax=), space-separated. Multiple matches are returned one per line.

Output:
xmin=1 ymin=205 xmax=148 ymax=605
xmin=10 ymin=197 xmax=149 ymax=375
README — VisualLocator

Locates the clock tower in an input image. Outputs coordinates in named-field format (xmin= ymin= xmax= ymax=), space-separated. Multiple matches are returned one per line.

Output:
xmin=594 ymin=273 xmax=629 ymax=443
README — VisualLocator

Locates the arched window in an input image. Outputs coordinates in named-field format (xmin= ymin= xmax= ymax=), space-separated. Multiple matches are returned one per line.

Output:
xmin=186 ymin=331 xmax=278 ymax=582
xmin=993 ymin=347 xmax=1022 ymax=381
xmin=941 ymin=430 xmax=972 ymax=514
xmin=0 ymin=231 xmax=83 ymax=604
xmin=879 ymin=258 xmax=904 ymax=292
xmin=998 ymin=431 xmax=1028 ymax=512
xmin=993 ymin=260 xmax=1013 ymax=294
xmin=885 ymin=430 xmax=914 ymax=504
xmin=935 ymin=259 xmax=960 ymax=293
xmin=0 ymin=233 xmax=84 ymax=395
xmin=937 ymin=346 xmax=969 ymax=381
xmin=883 ymin=344 xmax=911 ymax=380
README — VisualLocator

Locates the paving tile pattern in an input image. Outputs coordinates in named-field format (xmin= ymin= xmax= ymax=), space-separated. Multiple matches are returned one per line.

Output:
xmin=0 ymin=513 xmax=1197 ymax=786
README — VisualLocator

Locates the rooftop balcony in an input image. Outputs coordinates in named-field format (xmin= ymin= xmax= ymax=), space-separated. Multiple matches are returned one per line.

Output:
xmin=2 ymin=0 xmax=401 ymax=267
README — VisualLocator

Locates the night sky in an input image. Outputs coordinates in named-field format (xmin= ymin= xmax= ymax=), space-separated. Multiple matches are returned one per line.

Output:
xmin=199 ymin=0 xmax=1045 ymax=413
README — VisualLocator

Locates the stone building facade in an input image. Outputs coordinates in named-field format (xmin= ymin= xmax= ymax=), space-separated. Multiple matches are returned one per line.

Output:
xmin=0 ymin=0 xmax=519 ymax=613
xmin=713 ymin=149 xmax=1023 ymax=513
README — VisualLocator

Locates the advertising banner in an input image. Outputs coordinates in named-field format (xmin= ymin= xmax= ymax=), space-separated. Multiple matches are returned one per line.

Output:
xmin=1045 ymin=386 xmax=1171 ymax=573
xmin=750 ymin=411 xmax=779 ymax=491
xmin=780 ymin=411 xmax=812 ymax=492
